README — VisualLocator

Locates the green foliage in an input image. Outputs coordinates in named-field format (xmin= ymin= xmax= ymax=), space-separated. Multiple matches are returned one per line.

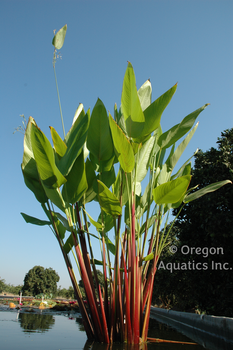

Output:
xmin=153 ymin=129 xmax=233 ymax=316
xmin=153 ymin=175 xmax=192 ymax=204
xmin=121 ymin=62 xmax=145 ymax=139
xmin=57 ymin=286 xmax=75 ymax=299
xmin=0 ymin=278 xmax=6 ymax=293
xmin=87 ymin=99 xmax=114 ymax=162
xmin=0 ymin=278 xmax=23 ymax=295
xmin=22 ymin=266 xmax=60 ymax=297
xmin=109 ymin=113 xmax=135 ymax=172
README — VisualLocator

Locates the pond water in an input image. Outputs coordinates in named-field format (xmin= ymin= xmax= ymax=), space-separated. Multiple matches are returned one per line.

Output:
xmin=0 ymin=306 xmax=231 ymax=350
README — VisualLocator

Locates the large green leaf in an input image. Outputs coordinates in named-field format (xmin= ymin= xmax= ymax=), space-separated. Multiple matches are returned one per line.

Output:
xmin=22 ymin=205 xmax=66 ymax=240
xmin=50 ymin=126 xmax=67 ymax=158
xmin=80 ymin=158 xmax=97 ymax=205
xmin=22 ymin=117 xmax=38 ymax=179
xmin=169 ymin=164 xmax=192 ymax=209
xmin=109 ymin=113 xmax=135 ymax=173
xmin=121 ymin=62 xmax=145 ymax=138
xmin=72 ymin=103 xmax=84 ymax=125
xmin=153 ymin=175 xmax=192 ymax=204
xmin=87 ymin=98 xmax=114 ymax=162
xmin=158 ymin=104 xmax=209 ymax=149
xmin=31 ymin=123 xmax=67 ymax=189
xmin=137 ymin=80 xmax=152 ymax=111
xmin=22 ymin=172 xmax=48 ymax=203
xmin=62 ymin=150 xmax=88 ymax=204
xmin=22 ymin=207 xmax=66 ymax=241
xmin=83 ymin=209 xmax=102 ymax=231
xmin=72 ymin=106 xmax=90 ymax=159
xmin=58 ymin=109 xmax=90 ymax=176
xmin=100 ymin=167 xmax=116 ymax=188
xmin=176 ymin=162 xmax=192 ymax=179
xmin=112 ymin=169 xmax=131 ymax=207
xmin=85 ymin=158 xmax=97 ymax=189
xmin=97 ymin=211 xmax=114 ymax=233
xmin=140 ymin=177 xmax=154 ymax=210
xmin=133 ymin=136 xmax=154 ymax=183
xmin=93 ymin=166 xmax=116 ymax=194
xmin=142 ymin=83 xmax=177 ymax=140
xmin=166 ymin=122 xmax=199 ymax=172
xmin=21 ymin=213 xmax=51 ymax=226
xmin=114 ymin=104 xmax=128 ymax=136
xmin=21 ymin=117 xmax=47 ymax=203
xmin=89 ymin=152 xmax=115 ymax=173
xmin=171 ymin=149 xmax=198 ymax=181
xmin=183 ymin=180 xmax=232 ymax=203
xmin=52 ymin=24 xmax=67 ymax=50
xmin=97 ymin=180 xmax=122 ymax=216
xmin=156 ymin=163 xmax=171 ymax=187
xmin=148 ymin=126 xmax=163 ymax=169
xmin=53 ymin=212 xmax=71 ymax=232
xmin=43 ymin=187 xmax=66 ymax=212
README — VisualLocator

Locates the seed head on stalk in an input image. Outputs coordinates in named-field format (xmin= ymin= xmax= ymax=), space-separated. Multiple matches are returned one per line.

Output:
xmin=52 ymin=24 xmax=67 ymax=139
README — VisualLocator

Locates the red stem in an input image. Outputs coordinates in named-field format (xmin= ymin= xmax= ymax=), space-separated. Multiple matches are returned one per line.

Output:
xmin=102 ymin=235 xmax=109 ymax=333
xmin=133 ymin=255 xmax=140 ymax=344
xmin=142 ymin=225 xmax=155 ymax=288
xmin=121 ymin=240 xmax=133 ymax=344
xmin=117 ymin=264 xmax=124 ymax=342
xmin=110 ymin=273 xmax=115 ymax=342
xmin=142 ymin=255 xmax=158 ymax=311
xmin=72 ymin=231 xmax=104 ymax=342
xmin=61 ymin=253 xmax=95 ymax=340
xmin=141 ymin=268 xmax=156 ymax=343
xmin=47 ymin=202 xmax=95 ymax=340
xmin=98 ymin=284 xmax=110 ymax=343
xmin=130 ymin=195 xmax=136 ymax=340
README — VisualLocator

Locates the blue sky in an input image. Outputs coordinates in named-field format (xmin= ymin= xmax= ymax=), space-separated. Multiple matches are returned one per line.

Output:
xmin=1 ymin=0 xmax=232 ymax=289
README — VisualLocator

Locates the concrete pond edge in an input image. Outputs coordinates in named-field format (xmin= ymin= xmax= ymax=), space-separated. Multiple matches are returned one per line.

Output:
xmin=150 ymin=306 xmax=233 ymax=349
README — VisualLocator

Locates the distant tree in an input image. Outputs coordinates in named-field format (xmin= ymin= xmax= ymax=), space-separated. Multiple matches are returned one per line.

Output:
xmin=0 ymin=278 xmax=6 ymax=293
xmin=66 ymin=286 xmax=75 ymax=299
xmin=0 ymin=279 xmax=23 ymax=295
xmin=153 ymin=129 xmax=233 ymax=316
xmin=6 ymin=284 xmax=23 ymax=295
xmin=22 ymin=266 xmax=60 ymax=296
xmin=78 ymin=269 xmax=105 ymax=299
xmin=57 ymin=287 xmax=66 ymax=298
xmin=57 ymin=286 xmax=75 ymax=299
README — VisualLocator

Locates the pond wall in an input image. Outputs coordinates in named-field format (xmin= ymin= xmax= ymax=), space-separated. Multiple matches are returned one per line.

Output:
xmin=150 ymin=307 xmax=233 ymax=350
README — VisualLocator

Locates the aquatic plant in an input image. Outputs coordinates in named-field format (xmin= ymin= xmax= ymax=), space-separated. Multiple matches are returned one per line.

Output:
xmin=21 ymin=25 xmax=231 ymax=344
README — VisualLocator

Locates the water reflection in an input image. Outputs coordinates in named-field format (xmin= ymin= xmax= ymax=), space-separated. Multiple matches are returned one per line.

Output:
xmin=75 ymin=315 xmax=86 ymax=332
xmin=18 ymin=312 xmax=55 ymax=333
xmin=1 ymin=309 xmax=231 ymax=350
xmin=84 ymin=341 xmax=148 ymax=350
xmin=14 ymin=312 xmax=200 ymax=349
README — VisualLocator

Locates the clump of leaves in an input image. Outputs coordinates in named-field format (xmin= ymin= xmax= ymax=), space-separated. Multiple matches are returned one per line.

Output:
xmin=21 ymin=25 xmax=232 ymax=344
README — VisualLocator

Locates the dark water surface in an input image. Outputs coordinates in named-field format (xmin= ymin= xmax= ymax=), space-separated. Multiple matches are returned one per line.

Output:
xmin=0 ymin=306 xmax=230 ymax=350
